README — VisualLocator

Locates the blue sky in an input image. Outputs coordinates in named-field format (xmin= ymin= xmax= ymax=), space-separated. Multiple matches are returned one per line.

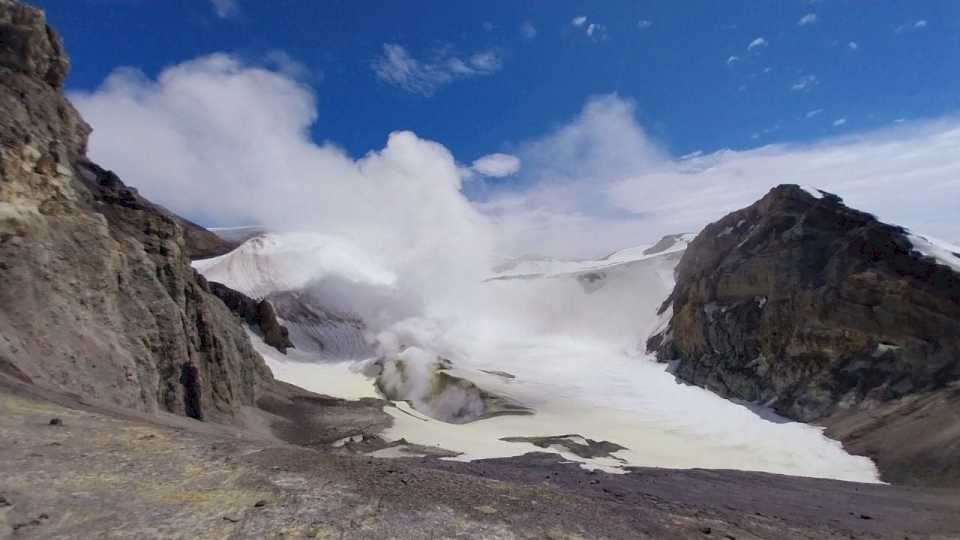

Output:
xmin=34 ymin=0 xmax=960 ymax=162
xmin=30 ymin=0 xmax=960 ymax=255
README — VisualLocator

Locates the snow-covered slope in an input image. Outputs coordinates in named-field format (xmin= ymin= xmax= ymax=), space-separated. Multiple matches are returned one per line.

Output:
xmin=193 ymin=233 xmax=393 ymax=359
xmin=491 ymin=233 xmax=694 ymax=279
xmin=908 ymin=232 xmax=960 ymax=274
xmin=194 ymin=233 xmax=397 ymax=299
xmin=194 ymin=230 xmax=880 ymax=482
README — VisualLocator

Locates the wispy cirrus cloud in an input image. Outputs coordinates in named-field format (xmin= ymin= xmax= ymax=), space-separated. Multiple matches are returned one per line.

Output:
xmin=797 ymin=14 xmax=817 ymax=26
xmin=210 ymin=0 xmax=237 ymax=18
xmin=747 ymin=37 xmax=767 ymax=51
xmin=372 ymin=44 xmax=502 ymax=96
xmin=791 ymin=74 xmax=818 ymax=92
xmin=896 ymin=20 xmax=928 ymax=33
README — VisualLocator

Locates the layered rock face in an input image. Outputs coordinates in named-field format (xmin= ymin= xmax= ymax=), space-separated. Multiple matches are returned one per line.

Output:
xmin=0 ymin=0 xmax=272 ymax=422
xmin=649 ymin=185 xmax=960 ymax=484
xmin=651 ymin=185 xmax=960 ymax=420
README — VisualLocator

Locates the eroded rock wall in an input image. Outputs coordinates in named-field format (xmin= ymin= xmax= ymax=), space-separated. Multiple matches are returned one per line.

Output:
xmin=0 ymin=0 xmax=272 ymax=422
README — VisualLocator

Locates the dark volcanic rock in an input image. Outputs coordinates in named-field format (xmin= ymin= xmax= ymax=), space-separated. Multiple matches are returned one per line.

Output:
xmin=207 ymin=281 xmax=294 ymax=354
xmin=0 ymin=0 xmax=272 ymax=422
xmin=500 ymin=434 xmax=627 ymax=460
xmin=650 ymin=184 xmax=960 ymax=485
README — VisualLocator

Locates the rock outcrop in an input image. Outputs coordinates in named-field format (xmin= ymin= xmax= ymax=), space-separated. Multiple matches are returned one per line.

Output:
xmin=0 ymin=0 xmax=272 ymax=422
xmin=649 ymin=184 xmax=960 ymax=485
xmin=207 ymin=281 xmax=294 ymax=354
xmin=162 ymin=209 xmax=240 ymax=260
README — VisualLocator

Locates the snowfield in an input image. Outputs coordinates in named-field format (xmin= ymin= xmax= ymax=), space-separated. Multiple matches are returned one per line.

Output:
xmin=197 ymin=231 xmax=881 ymax=482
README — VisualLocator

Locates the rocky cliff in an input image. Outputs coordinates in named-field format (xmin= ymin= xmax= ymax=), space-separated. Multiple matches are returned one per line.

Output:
xmin=0 ymin=0 xmax=273 ymax=422
xmin=649 ymin=184 xmax=960 ymax=485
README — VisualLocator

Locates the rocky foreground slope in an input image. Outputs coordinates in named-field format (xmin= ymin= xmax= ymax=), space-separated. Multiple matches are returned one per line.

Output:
xmin=650 ymin=185 xmax=960 ymax=486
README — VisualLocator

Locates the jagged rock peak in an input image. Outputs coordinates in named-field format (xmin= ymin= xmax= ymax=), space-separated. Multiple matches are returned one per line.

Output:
xmin=0 ymin=0 xmax=69 ymax=88
xmin=651 ymin=182 xmax=960 ymax=420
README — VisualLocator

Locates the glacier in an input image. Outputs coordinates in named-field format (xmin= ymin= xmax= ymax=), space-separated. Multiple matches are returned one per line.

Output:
xmin=195 ymin=231 xmax=880 ymax=482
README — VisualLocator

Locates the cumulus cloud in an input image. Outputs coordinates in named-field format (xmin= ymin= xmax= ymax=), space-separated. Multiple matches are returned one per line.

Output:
xmin=481 ymin=95 xmax=960 ymax=257
xmin=571 ymin=16 xmax=587 ymax=27
xmin=848 ymin=41 xmax=859 ymax=51
xmin=833 ymin=118 xmax=848 ymax=126
xmin=210 ymin=0 xmax=237 ymax=18
xmin=805 ymin=108 xmax=824 ymax=118
xmin=798 ymin=14 xmax=817 ymax=26
xmin=71 ymin=57 xmax=960 ymax=263
xmin=471 ymin=153 xmax=521 ymax=177
xmin=637 ymin=20 xmax=653 ymax=30
xmin=372 ymin=44 xmax=501 ymax=96
xmin=748 ymin=37 xmax=767 ymax=51
xmin=70 ymin=54 xmax=495 ymax=296
xmin=726 ymin=56 xmax=740 ymax=65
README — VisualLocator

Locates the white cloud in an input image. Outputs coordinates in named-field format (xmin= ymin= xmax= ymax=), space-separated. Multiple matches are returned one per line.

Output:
xmin=471 ymin=153 xmax=521 ymax=177
xmin=70 ymin=60 xmax=960 ymax=263
xmin=751 ymin=123 xmax=781 ymax=140
xmin=372 ymin=44 xmax=501 ymax=96
xmin=798 ymin=13 xmax=817 ymax=26
xmin=210 ymin=0 xmax=237 ymax=18
xmin=484 ymin=95 xmax=960 ymax=257
xmin=70 ymin=54 xmax=496 ymax=299
xmin=747 ymin=37 xmax=767 ymax=51
xmin=637 ymin=20 xmax=653 ymax=30
xmin=791 ymin=74 xmax=818 ymax=92
xmin=896 ymin=20 xmax=929 ymax=33
xmin=833 ymin=118 xmax=848 ymax=126
xmin=848 ymin=41 xmax=859 ymax=51
xmin=572 ymin=16 xmax=587 ymax=27
xmin=520 ymin=21 xmax=537 ymax=39
xmin=469 ymin=51 xmax=501 ymax=72
xmin=726 ymin=56 xmax=740 ymax=65
xmin=482 ymin=21 xmax=496 ymax=32
xmin=805 ymin=108 xmax=824 ymax=118
xmin=583 ymin=22 xmax=608 ymax=40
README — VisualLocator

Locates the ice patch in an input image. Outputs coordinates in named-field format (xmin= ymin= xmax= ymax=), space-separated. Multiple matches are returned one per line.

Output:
xmin=907 ymin=232 xmax=960 ymax=274
xmin=800 ymin=185 xmax=824 ymax=199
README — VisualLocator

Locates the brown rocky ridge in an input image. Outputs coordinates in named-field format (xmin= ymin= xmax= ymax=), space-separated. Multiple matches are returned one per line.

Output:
xmin=649 ymin=184 xmax=960 ymax=487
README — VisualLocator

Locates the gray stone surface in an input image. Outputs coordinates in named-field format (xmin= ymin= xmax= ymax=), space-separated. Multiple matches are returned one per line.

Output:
xmin=0 ymin=0 xmax=272 ymax=424
xmin=650 ymin=184 xmax=960 ymax=486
